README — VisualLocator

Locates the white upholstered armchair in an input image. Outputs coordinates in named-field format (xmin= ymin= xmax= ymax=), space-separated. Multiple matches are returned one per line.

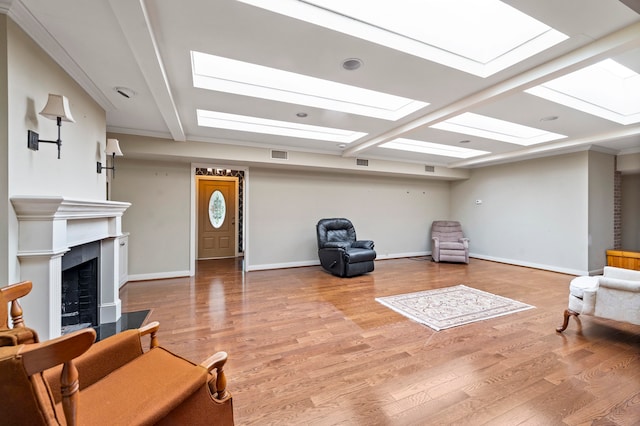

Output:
xmin=557 ymin=266 xmax=640 ymax=332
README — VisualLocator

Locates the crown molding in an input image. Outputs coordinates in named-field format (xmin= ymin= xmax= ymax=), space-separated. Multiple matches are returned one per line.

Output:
xmin=6 ymin=0 xmax=115 ymax=111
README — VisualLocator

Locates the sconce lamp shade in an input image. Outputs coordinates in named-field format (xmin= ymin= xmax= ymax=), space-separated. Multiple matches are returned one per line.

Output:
xmin=39 ymin=94 xmax=75 ymax=122
xmin=105 ymin=138 xmax=123 ymax=156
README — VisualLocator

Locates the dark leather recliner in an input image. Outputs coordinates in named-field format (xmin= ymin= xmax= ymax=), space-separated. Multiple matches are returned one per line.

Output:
xmin=316 ymin=218 xmax=376 ymax=277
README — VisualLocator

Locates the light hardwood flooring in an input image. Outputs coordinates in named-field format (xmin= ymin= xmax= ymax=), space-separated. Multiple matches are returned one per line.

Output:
xmin=119 ymin=258 xmax=640 ymax=425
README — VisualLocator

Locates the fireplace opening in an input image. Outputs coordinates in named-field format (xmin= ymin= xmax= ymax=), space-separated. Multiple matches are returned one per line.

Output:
xmin=61 ymin=241 xmax=100 ymax=334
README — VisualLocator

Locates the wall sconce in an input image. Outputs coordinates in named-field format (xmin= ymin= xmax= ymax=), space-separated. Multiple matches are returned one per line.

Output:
xmin=96 ymin=138 xmax=123 ymax=177
xmin=27 ymin=94 xmax=75 ymax=159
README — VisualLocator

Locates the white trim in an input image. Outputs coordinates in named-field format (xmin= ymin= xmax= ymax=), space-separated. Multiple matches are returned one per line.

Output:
xmin=245 ymin=259 xmax=319 ymax=272
xmin=469 ymin=253 xmax=586 ymax=276
xmin=127 ymin=270 xmax=191 ymax=282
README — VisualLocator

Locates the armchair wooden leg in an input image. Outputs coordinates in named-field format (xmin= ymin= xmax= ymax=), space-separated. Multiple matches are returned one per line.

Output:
xmin=556 ymin=309 xmax=579 ymax=333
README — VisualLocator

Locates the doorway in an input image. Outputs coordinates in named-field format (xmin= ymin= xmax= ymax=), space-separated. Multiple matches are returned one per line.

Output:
xmin=192 ymin=167 xmax=246 ymax=272
xmin=197 ymin=178 xmax=237 ymax=259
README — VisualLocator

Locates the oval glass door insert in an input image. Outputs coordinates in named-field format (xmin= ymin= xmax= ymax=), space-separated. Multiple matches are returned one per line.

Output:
xmin=208 ymin=190 xmax=226 ymax=228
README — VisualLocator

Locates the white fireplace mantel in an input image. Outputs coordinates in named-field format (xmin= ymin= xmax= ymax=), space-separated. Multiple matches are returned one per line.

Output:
xmin=11 ymin=196 xmax=131 ymax=340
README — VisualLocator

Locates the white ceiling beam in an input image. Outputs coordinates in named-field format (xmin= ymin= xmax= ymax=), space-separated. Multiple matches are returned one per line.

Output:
xmin=342 ymin=21 xmax=640 ymax=158
xmin=108 ymin=0 xmax=185 ymax=141
xmin=448 ymin=125 xmax=640 ymax=168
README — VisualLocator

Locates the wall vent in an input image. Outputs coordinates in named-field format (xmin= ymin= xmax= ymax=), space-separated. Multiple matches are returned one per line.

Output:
xmin=271 ymin=150 xmax=288 ymax=160
xmin=424 ymin=165 xmax=435 ymax=173
xmin=356 ymin=158 xmax=369 ymax=167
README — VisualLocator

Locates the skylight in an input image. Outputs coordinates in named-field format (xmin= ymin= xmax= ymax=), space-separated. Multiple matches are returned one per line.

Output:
xmin=430 ymin=112 xmax=566 ymax=145
xmin=238 ymin=0 xmax=568 ymax=77
xmin=196 ymin=110 xmax=367 ymax=143
xmin=525 ymin=59 xmax=640 ymax=125
xmin=191 ymin=51 xmax=428 ymax=121
xmin=380 ymin=138 xmax=489 ymax=158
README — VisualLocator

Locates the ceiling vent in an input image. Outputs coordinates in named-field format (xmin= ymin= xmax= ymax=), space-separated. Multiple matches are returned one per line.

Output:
xmin=356 ymin=158 xmax=369 ymax=167
xmin=271 ymin=150 xmax=288 ymax=160
xmin=425 ymin=165 xmax=435 ymax=173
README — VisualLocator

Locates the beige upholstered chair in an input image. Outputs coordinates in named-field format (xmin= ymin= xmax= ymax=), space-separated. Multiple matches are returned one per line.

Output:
xmin=431 ymin=220 xmax=469 ymax=264
xmin=557 ymin=266 xmax=640 ymax=332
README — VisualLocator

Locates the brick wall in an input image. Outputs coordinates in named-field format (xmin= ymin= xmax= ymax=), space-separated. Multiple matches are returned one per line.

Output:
xmin=614 ymin=157 xmax=622 ymax=249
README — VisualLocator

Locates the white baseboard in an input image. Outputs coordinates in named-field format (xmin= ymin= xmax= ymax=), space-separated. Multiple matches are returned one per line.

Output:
xmin=245 ymin=260 xmax=319 ymax=272
xmin=376 ymin=251 xmax=430 ymax=260
xmin=126 ymin=270 xmax=192 ymax=282
xmin=245 ymin=251 xmax=432 ymax=271
xmin=469 ymin=253 xmax=586 ymax=276
xmin=127 ymin=255 xmax=591 ymax=277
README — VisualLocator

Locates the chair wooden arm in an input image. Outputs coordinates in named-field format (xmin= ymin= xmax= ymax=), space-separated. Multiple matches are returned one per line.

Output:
xmin=19 ymin=329 xmax=96 ymax=426
xmin=201 ymin=351 xmax=229 ymax=401
xmin=19 ymin=328 xmax=96 ymax=376
xmin=1 ymin=281 xmax=32 ymax=328
xmin=139 ymin=320 xmax=160 ymax=349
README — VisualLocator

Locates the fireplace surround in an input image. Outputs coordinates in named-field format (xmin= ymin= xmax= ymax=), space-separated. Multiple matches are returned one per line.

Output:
xmin=11 ymin=196 xmax=131 ymax=340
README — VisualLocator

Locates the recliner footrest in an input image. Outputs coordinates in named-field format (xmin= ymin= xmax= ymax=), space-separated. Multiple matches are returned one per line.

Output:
xmin=345 ymin=248 xmax=377 ymax=263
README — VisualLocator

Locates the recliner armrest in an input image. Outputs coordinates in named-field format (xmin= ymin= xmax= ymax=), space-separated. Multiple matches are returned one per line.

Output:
xmin=352 ymin=240 xmax=374 ymax=250
xmin=322 ymin=242 xmax=350 ymax=249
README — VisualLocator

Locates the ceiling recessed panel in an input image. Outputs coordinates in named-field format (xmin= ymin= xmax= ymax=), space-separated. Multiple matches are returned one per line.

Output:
xmin=196 ymin=109 xmax=367 ymax=143
xmin=238 ymin=0 xmax=568 ymax=77
xmin=192 ymin=51 xmax=428 ymax=120
xmin=525 ymin=59 xmax=640 ymax=124
xmin=381 ymin=138 xmax=490 ymax=159
xmin=431 ymin=112 xmax=567 ymax=145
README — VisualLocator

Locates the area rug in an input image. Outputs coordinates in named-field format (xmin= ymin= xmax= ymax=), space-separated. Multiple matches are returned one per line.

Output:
xmin=375 ymin=285 xmax=534 ymax=331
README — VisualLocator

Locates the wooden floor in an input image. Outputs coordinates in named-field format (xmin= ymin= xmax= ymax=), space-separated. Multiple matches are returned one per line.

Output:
xmin=119 ymin=258 xmax=640 ymax=425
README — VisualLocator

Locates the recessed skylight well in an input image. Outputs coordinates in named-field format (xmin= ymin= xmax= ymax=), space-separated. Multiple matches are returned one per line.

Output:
xmin=238 ymin=0 xmax=568 ymax=77
xmin=196 ymin=109 xmax=367 ymax=143
xmin=431 ymin=112 xmax=566 ymax=146
xmin=381 ymin=138 xmax=489 ymax=158
xmin=526 ymin=59 xmax=640 ymax=125
xmin=191 ymin=51 xmax=427 ymax=121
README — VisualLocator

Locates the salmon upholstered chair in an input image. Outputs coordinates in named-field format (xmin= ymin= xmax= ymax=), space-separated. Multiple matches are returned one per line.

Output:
xmin=0 ymin=281 xmax=39 ymax=346
xmin=0 ymin=322 xmax=234 ymax=425
xmin=430 ymin=220 xmax=470 ymax=264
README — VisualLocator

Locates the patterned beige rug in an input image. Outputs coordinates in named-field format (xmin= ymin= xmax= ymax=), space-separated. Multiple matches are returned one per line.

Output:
xmin=375 ymin=285 xmax=534 ymax=331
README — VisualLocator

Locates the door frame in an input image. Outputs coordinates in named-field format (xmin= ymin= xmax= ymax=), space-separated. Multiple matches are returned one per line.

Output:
xmin=190 ymin=163 xmax=249 ymax=275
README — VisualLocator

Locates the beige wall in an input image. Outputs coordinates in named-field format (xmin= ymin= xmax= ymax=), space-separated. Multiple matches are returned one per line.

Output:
xmin=3 ymin=17 xmax=108 ymax=282
xmin=246 ymin=168 xmax=451 ymax=269
xmin=113 ymin=149 xmax=621 ymax=278
xmin=111 ymin=159 xmax=192 ymax=279
xmin=113 ymin=159 xmax=451 ymax=277
xmin=451 ymin=152 xmax=590 ymax=275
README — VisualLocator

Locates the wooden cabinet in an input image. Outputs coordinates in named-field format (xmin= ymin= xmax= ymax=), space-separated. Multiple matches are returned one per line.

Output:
xmin=606 ymin=250 xmax=640 ymax=271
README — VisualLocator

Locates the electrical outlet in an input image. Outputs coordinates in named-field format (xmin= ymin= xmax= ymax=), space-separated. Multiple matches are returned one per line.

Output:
xmin=27 ymin=130 xmax=39 ymax=151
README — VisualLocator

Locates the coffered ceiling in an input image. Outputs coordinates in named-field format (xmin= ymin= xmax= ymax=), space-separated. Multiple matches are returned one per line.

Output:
xmin=5 ymin=0 xmax=640 ymax=168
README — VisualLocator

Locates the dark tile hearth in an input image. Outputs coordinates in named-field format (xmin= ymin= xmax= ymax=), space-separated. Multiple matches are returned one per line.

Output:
xmin=94 ymin=310 xmax=150 ymax=342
